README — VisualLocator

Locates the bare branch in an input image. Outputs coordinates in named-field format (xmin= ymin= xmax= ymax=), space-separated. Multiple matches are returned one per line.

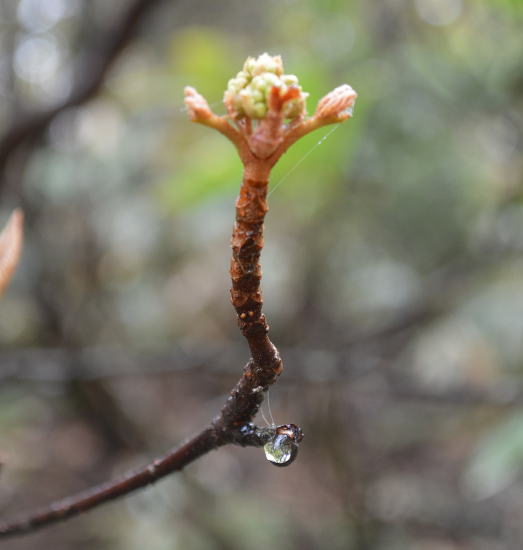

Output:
xmin=0 ymin=429 xmax=217 ymax=536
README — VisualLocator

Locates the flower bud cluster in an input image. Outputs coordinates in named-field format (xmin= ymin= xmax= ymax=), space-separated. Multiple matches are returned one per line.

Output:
xmin=224 ymin=53 xmax=308 ymax=120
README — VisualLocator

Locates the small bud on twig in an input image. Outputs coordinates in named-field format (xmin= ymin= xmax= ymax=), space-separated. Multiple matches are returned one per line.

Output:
xmin=315 ymin=84 xmax=358 ymax=122
xmin=184 ymin=86 xmax=213 ymax=122
xmin=186 ymin=53 xmax=357 ymax=164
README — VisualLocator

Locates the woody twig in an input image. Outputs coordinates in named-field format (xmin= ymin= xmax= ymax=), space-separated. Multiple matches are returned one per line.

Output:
xmin=0 ymin=53 xmax=356 ymax=538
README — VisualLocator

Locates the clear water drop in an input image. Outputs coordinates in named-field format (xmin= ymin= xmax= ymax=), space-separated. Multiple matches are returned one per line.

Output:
xmin=264 ymin=435 xmax=295 ymax=465
xmin=262 ymin=424 xmax=303 ymax=467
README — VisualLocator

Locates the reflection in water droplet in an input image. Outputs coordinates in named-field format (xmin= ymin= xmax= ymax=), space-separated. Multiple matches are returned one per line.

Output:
xmin=264 ymin=435 xmax=295 ymax=465
xmin=262 ymin=424 xmax=303 ymax=467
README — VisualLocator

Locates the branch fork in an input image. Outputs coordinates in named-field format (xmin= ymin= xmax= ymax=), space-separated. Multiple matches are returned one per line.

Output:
xmin=185 ymin=66 xmax=356 ymax=178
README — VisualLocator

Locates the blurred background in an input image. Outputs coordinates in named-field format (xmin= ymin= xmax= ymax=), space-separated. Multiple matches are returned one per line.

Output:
xmin=0 ymin=0 xmax=522 ymax=548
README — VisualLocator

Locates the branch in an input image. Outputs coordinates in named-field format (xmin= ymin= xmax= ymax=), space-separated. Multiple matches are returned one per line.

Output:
xmin=0 ymin=53 xmax=353 ymax=538
xmin=0 ymin=0 xmax=167 ymax=190
xmin=0 ymin=417 xmax=299 ymax=536
xmin=0 ymin=429 xmax=217 ymax=535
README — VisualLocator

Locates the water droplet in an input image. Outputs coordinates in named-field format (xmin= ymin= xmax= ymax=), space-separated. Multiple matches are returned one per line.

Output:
xmin=263 ymin=424 xmax=303 ymax=467
xmin=264 ymin=435 xmax=296 ymax=466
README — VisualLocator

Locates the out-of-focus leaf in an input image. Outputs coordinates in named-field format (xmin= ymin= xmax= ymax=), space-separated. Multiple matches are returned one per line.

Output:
xmin=156 ymin=134 xmax=241 ymax=211
xmin=0 ymin=209 xmax=23 ymax=297
xmin=463 ymin=410 xmax=523 ymax=500
xmin=169 ymin=27 xmax=239 ymax=101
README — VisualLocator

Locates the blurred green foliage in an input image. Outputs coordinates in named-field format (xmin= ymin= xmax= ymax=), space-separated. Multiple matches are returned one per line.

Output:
xmin=1 ymin=0 xmax=523 ymax=549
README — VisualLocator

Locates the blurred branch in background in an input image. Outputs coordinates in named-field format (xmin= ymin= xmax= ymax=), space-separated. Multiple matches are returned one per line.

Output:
xmin=2 ymin=343 xmax=523 ymax=407
xmin=0 ymin=0 xmax=167 ymax=195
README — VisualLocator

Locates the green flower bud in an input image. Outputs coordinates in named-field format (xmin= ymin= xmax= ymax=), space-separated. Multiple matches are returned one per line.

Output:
xmin=224 ymin=53 xmax=307 ymax=119
xmin=250 ymin=52 xmax=283 ymax=76
xmin=252 ymin=102 xmax=268 ymax=118
xmin=283 ymin=92 xmax=308 ymax=119
xmin=251 ymin=89 xmax=264 ymax=102
xmin=282 ymin=75 xmax=298 ymax=86
xmin=243 ymin=57 xmax=257 ymax=75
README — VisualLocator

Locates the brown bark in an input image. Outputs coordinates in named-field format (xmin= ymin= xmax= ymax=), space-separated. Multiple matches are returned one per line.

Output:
xmin=231 ymin=175 xmax=282 ymax=371
xmin=0 ymin=429 xmax=218 ymax=536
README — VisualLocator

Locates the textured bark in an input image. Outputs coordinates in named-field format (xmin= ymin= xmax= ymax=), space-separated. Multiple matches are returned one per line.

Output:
xmin=231 ymin=175 xmax=282 ymax=366
xmin=214 ymin=170 xmax=283 ymax=434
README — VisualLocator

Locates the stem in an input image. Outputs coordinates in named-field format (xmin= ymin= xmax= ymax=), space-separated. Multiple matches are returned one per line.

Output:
xmin=214 ymin=168 xmax=283 ymax=431
xmin=0 ymin=429 xmax=219 ymax=536
xmin=230 ymin=173 xmax=279 ymax=366
xmin=0 ymin=167 xmax=285 ymax=539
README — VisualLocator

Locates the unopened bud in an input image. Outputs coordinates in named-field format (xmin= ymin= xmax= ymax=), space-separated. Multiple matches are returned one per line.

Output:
xmin=224 ymin=53 xmax=308 ymax=120
xmin=315 ymin=84 xmax=357 ymax=120
xmin=184 ymin=86 xmax=213 ymax=122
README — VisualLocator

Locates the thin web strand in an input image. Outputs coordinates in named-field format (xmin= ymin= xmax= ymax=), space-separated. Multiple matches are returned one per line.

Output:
xmin=268 ymin=124 xmax=340 ymax=197
xmin=267 ymin=388 xmax=276 ymax=426
xmin=260 ymin=403 xmax=271 ymax=427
